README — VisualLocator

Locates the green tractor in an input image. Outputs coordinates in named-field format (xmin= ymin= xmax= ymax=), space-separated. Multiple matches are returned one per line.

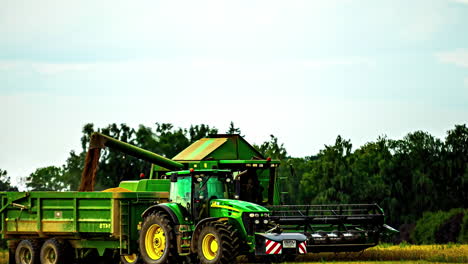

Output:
xmin=136 ymin=168 xmax=308 ymax=263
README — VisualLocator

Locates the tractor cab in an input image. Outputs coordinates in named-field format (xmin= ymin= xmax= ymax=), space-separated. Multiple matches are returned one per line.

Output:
xmin=166 ymin=169 xmax=234 ymax=222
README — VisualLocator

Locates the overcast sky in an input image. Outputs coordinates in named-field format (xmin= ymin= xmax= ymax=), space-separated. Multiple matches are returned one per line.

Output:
xmin=1 ymin=0 xmax=468 ymax=187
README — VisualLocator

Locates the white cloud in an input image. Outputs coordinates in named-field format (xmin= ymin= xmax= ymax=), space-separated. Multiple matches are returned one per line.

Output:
xmin=452 ymin=0 xmax=468 ymax=4
xmin=0 ymin=1 xmax=348 ymax=59
xmin=301 ymin=57 xmax=374 ymax=69
xmin=0 ymin=61 xmax=17 ymax=71
xmin=0 ymin=56 xmax=374 ymax=77
xmin=398 ymin=0 xmax=455 ymax=42
xmin=0 ymin=61 xmax=92 ymax=75
xmin=32 ymin=63 xmax=92 ymax=75
xmin=437 ymin=50 xmax=468 ymax=90
xmin=436 ymin=49 xmax=468 ymax=68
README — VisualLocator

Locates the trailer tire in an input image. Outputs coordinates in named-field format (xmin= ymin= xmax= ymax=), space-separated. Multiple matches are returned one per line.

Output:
xmin=15 ymin=239 xmax=41 ymax=264
xmin=139 ymin=212 xmax=178 ymax=264
xmin=120 ymin=253 xmax=140 ymax=264
xmin=197 ymin=221 xmax=240 ymax=264
xmin=8 ymin=240 xmax=18 ymax=264
xmin=9 ymin=247 xmax=16 ymax=264
xmin=40 ymin=239 xmax=72 ymax=264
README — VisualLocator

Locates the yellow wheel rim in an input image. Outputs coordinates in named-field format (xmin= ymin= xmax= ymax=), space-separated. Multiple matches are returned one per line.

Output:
xmin=202 ymin=233 xmax=218 ymax=260
xmin=145 ymin=224 xmax=166 ymax=260
xmin=123 ymin=254 xmax=137 ymax=263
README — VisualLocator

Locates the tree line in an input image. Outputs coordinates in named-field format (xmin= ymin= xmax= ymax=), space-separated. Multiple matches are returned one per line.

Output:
xmin=277 ymin=125 xmax=467 ymax=228
xmin=0 ymin=122 xmax=466 ymax=238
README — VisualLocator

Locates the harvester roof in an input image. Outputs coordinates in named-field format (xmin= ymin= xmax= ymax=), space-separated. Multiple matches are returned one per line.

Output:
xmin=172 ymin=134 xmax=265 ymax=161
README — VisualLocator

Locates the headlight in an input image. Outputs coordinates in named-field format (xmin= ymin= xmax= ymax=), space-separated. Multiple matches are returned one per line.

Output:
xmin=249 ymin=213 xmax=255 ymax=218
xmin=263 ymin=220 xmax=269 ymax=224
xmin=255 ymin=213 xmax=260 ymax=217
xmin=254 ymin=220 xmax=260 ymax=224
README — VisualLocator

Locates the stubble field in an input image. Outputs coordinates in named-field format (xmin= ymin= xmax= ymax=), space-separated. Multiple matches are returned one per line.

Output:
xmin=1 ymin=244 xmax=467 ymax=263
xmin=243 ymin=244 xmax=468 ymax=263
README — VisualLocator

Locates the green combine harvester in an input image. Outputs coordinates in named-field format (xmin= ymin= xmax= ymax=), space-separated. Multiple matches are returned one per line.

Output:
xmin=0 ymin=133 xmax=396 ymax=264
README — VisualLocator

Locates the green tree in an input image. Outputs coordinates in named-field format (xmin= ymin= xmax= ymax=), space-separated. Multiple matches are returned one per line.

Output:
xmin=0 ymin=169 xmax=18 ymax=191
xmin=300 ymin=135 xmax=353 ymax=204
xmin=443 ymin=124 xmax=468 ymax=210
xmin=226 ymin=121 xmax=242 ymax=136
xmin=388 ymin=131 xmax=443 ymax=223
xmin=26 ymin=166 xmax=67 ymax=191
xmin=257 ymin=135 xmax=287 ymax=160
xmin=61 ymin=151 xmax=85 ymax=191
xmin=189 ymin=124 xmax=218 ymax=143
xmin=153 ymin=123 xmax=190 ymax=158
xmin=350 ymin=137 xmax=391 ymax=202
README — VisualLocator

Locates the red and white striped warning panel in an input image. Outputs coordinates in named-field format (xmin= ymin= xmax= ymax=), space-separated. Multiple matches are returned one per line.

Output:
xmin=298 ymin=241 xmax=307 ymax=254
xmin=265 ymin=239 xmax=282 ymax=254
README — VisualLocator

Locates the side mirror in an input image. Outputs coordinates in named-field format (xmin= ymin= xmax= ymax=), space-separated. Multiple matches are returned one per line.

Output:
xmin=170 ymin=173 xmax=178 ymax=182
xmin=234 ymin=178 xmax=241 ymax=199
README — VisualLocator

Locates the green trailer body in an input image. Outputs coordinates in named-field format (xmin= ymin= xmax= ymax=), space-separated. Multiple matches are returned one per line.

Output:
xmin=0 ymin=180 xmax=171 ymax=257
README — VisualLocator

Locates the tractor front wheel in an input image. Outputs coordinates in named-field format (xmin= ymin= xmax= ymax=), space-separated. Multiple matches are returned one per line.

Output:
xmin=197 ymin=222 xmax=240 ymax=264
xmin=120 ymin=253 xmax=140 ymax=264
xmin=139 ymin=212 xmax=178 ymax=264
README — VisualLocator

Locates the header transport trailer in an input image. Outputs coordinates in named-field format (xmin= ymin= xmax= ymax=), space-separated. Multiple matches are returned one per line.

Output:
xmin=0 ymin=133 xmax=396 ymax=264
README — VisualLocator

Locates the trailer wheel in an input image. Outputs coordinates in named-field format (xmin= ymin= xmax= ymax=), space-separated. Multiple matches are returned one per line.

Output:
xmin=40 ymin=239 xmax=71 ymax=264
xmin=121 ymin=253 xmax=139 ymax=264
xmin=197 ymin=221 xmax=240 ymax=264
xmin=15 ymin=239 xmax=41 ymax=264
xmin=139 ymin=212 xmax=178 ymax=264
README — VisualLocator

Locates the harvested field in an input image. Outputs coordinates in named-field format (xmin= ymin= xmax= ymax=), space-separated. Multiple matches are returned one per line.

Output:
xmin=294 ymin=260 xmax=457 ymax=264
xmin=1 ymin=244 xmax=467 ymax=263
xmin=291 ymin=244 xmax=468 ymax=263
xmin=237 ymin=244 xmax=468 ymax=263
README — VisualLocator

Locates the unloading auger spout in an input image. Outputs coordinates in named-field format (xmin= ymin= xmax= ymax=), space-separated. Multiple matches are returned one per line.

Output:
xmin=78 ymin=132 xmax=184 ymax=191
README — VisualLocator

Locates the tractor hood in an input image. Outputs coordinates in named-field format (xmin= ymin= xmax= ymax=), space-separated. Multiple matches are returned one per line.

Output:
xmin=210 ymin=199 xmax=269 ymax=214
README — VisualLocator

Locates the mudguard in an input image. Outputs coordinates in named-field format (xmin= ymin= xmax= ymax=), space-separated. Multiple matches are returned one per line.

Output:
xmin=141 ymin=204 xmax=180 ymax=224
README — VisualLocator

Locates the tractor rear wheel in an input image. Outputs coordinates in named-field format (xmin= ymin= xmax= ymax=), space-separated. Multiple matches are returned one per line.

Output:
xmin=15 ymin=239 xmax=41 ymax=264
xmin=40 ymin=239 xmax=71 ymax=264
xmin=197 ymin=221 xmax=240 ymax=264
xmin=139 ymin=212 xmax=178 ymax=264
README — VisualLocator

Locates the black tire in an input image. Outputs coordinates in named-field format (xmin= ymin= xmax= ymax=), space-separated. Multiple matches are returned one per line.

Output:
xmin=8 ymin=241 xmax=19 ymax=264
xmin=120 ymin=253 xmax=140 ymax=264
xmin=179 ymin=254 xmax=197 ymax=264
xmin=196 ymin=221 xmax=240 ymax=264
xmin=15 ymin=240 xmax=41 ymax=264
xmin=9 ymin=247 xmax=16 ymax=264
xmin=96 ymin=256 xmax=118 ymax=264
xmin=139 ymin=212 xmax=178 ymax=264
xmin=40 ymin=238 xmax=72 ymax=264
